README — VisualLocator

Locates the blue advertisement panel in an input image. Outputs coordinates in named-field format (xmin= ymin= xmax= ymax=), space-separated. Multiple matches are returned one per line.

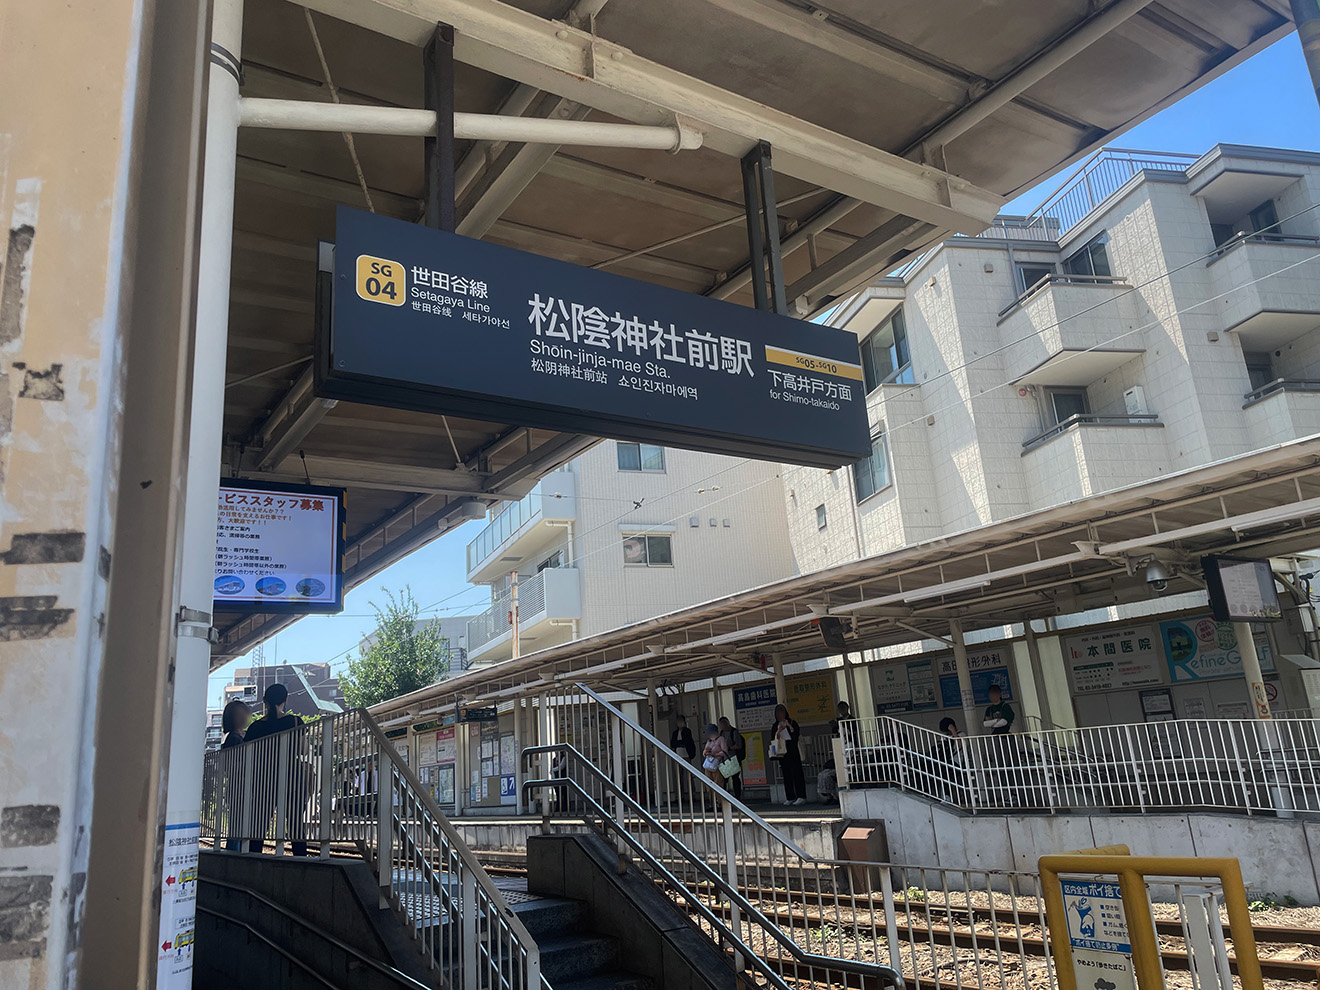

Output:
xmin=1160 ymin=617 xmax=1274 ymax=682
xmin=321 ymin=207 xmax=871 ymax=468
xmin=939 ymin=668 xmax=1012 ymax=708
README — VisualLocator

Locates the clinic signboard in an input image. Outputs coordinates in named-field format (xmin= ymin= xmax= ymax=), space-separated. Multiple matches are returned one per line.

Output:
xmin=318 ymin=207 xmax=871 ymax=468
xmin=937 ymin=650 xmax=1011 ymax=708
xmin=213 ymin=479 xmax=344 ymax=613
xmin=734 ymin=684 xmax=778 ymax=788
xmin=1064 ymin=625 xmax=1163 ymax=693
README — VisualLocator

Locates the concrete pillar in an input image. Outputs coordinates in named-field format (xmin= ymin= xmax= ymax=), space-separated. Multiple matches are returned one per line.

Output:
xmin=842 ymin=651 xmax=861 ymax=712
xmin=514 ymin=699 xmax=526 ymax=814
xmin=1234 ymin=621 xmax=1273 ymax=720
xmin=1024 ymin=620 xmax=1055 ymax=729
xmin=950 ymin=619 xmax=979 ymax=734
xmin=772 ymin=653 xmax=788 ymax=706
xmin=0 ymin=0 xmax=212 ymax=984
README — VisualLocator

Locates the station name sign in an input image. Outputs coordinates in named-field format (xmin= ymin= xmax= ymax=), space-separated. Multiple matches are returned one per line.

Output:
xmin=317 ymin=207 xmax=871 ymax=468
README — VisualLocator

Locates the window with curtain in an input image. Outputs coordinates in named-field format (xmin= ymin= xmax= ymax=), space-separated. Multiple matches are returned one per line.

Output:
xmin=622 ymin=534 xmax=673 ymax=566
xmin=860 ymin=309 xmax=914 ymax=392
xmin=617 ymin=442 xmax=666 ymax=472
xmin=852 ymin=433 xmax=891 ymax=503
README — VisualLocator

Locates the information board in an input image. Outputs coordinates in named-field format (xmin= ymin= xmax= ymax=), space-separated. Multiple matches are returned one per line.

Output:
xmin=1204 ymin=556 xmax=1282 ymax=622
xmin=214 ymin=479 xmax=344 ymax=613
xmin=321 ymin=207 xmax=871 ymax=468
xmin=1064 ymin=626 xmax=1163 ymax=694
xmin=1161 ymin=617 xmax=1274 ymax=682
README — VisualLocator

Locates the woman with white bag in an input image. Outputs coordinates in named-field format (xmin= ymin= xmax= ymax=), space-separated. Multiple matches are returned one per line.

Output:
xmin=700 ymin=723 xmax=730 ymax=790
xmin=768 ymin=704 xmax=806 ymax=805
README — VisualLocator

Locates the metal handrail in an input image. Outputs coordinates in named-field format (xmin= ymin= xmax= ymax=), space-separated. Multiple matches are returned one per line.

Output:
xmin=571 ymin=682 xmax=818 ymax=859
xmin=997 ymin=272 xmax=1131 ymax=319
xmin=522 ymin=744 xmax=904 ymax=990
xmin=1022 ymin=412 xmax=1161 ymax=450
xmin=1209 ymin=230 xmax=1320 ymax=262
xmin=199 ymin=875 xmax=432 ymax=990
xmin=1243 ymin=378 xmax=1320 ymax=405
xmin=201 ymin=707 xmax=541 ymax=990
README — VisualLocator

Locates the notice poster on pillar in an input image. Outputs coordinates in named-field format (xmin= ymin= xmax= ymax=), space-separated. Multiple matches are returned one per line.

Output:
xmin=1064 ymin=625 xmax=1163 ymax=693
xmin=733 ymin=684 xmax=778 ymax=732
xmin=156 ymin=822 xmax=200 ymax=986
xmin=214 ymin=479 xmax=345 ymax=614
xmin=1161 ymin=616 xmax=1274 ymax=682
xmin=936 ymin=650 xmax=1011 ymax=707
xmin=742 ymin=732 xmax=768 ymax=787
xmin=321 ymin=207 xmax=871 ymax=469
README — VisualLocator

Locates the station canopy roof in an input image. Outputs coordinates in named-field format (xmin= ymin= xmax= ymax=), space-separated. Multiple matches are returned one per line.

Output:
xmin=217 ymin=0 xmax=1293 ymax=663
xmin=370 ymin=436 xmax=1320 ymax=722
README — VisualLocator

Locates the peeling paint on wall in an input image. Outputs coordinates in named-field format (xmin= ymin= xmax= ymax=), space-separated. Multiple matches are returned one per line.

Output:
xmin=0 ymin=805 xmax=58 ymax=847
xmin=0 ymin=875 xmax=51 ymax=961
xmin=17 ymin=363 xmax=62 ymax=400
xmin=0 ymin=224 xmax=34 ymax=346
xmin=0 ymin=532 xmax=85 ymax=565
xmin=0 ymin=596 xmax=73 ymax=641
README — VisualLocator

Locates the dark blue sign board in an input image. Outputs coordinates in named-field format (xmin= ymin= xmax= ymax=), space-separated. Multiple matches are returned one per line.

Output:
xmin=317 ymin=207 xmax=871 ymax=468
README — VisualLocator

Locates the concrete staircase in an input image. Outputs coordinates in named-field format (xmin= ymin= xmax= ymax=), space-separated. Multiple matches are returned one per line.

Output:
xmin=511 ymin=896 xmax=654 ymax=990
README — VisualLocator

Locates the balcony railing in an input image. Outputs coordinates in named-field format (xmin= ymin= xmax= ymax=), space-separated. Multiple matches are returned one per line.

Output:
xmin=466 ymin=489 xmax=546 ymax=572
xmin=467 ymin=568 xmax=561 ymax=652
xmin=1243 ymin=378 xmax=1320 ymax=406
xmin=1022 ymin=412 xmax=1161 ymax=452
xmin=1021 ymin=148 xmax=1197 ymax=238
xmin=842 ymin=713 xmax=1320 ymax=817
xmin=1209 ymin=231 xmax=1320 ymax=262
xmin=997 ymin=271 xmax=1131 ymax=320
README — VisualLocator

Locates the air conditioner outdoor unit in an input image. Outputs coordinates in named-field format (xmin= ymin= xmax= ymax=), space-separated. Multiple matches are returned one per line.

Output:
xmin=1123 ymin=385 xmax=1147 ymax=416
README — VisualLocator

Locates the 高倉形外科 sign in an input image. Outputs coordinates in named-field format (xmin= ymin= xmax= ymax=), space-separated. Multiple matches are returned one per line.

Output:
xmin=318 ymin=207 xmax=871 ymax=468
xmin=213 ymin=479 xmax=344 ymax=613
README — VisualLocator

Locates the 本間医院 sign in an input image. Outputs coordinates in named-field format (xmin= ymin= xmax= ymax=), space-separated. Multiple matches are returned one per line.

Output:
xmin=213 ymin=479 xmax=345 ymax=613
xmin=317 ymin=207 xmax=871 ymax=468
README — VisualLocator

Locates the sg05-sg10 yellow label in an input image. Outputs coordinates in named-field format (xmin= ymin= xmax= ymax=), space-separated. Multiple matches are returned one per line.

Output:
xmin=356 ymin=254 xmax=406 ymax=306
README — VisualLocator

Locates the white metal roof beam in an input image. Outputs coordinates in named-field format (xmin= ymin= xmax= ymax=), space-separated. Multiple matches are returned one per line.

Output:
xmin=784 ymin=217 xmax=938 ymax=316
xmin=294 ymin=0 xmax=1004 ymax=233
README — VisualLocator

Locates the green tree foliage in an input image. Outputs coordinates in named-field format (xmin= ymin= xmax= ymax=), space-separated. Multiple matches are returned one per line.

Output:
xmin=340 ymin=587 xmax=448 ymax=708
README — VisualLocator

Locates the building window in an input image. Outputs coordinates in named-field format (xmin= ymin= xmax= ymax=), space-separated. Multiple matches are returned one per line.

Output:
xmin=1016 ymin=262 xmax=1055 ymax=294
xmin=860 ymin=309 xmax=914 ymax=392
xmin=853 ymin=433 xmax=892 ymax=503
xmin=536 ymin=551 xmax=562 ymax=572
xmin=1046 ymin=387 xmax=1089 ymax=425
xmin=617 ymin=442 xmax=666 ymax=472
xmin=1244 ymin=351 xmax=1275 ymax=391
xmin=1249 ymin=199 xmax=1279 ymax=238
xmin=622 ymin=534 xmax=673 ymax=566
xmin=1063 ymin=232 xmax=1112 ymax=278
xmin=815 ymin=504 xmax=828 ymax=530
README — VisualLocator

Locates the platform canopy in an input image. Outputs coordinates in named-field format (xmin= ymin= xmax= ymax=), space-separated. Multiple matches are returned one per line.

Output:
xmin=370 ymin=436 xmax=1320 ymax=720
xmin=217 ymin=0 xmax=1293 ymax=661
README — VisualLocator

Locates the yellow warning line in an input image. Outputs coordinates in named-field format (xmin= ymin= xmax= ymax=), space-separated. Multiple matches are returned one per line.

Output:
xmin=764 ymin=345 xmax=864 ymax=381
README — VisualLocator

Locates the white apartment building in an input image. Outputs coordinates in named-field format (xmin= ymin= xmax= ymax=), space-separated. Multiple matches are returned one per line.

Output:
xmin=463 ymin=443 xmax=796 ymax=664
xmin=777 ymin=144 xmax=1320 ymax=732
xmin=785 ymin=144 xmax=1320 ymax=569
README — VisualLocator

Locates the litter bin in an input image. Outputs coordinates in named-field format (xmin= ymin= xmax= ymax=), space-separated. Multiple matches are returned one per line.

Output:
xmin=838 ymin=822 xmax=888 ymax=893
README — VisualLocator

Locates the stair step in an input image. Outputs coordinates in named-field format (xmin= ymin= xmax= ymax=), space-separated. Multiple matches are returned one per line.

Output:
xmin=553 ymin=970 xmax=655 ymax=990
xmin=509 ymin=896 xmax=586 ymax=938
xmin=538 ymin=934 xmax=620 ymax=982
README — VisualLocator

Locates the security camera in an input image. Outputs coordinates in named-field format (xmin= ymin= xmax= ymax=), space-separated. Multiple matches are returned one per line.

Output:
xmin=1145 ymin=560 xmax=1171 ymax=593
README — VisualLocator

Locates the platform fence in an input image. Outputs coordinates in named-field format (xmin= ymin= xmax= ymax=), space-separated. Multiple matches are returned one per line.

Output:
xmin=841 ymin=714 xmax=1320 ymax=817
xmin=201 ymin=708 xmax=540 ymax=990
xmin=531 ymin=685 xmax=1269 ymax=990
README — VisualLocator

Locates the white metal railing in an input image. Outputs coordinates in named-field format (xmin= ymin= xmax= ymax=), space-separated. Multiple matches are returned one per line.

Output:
xmin=467 ymin=570 xmax=550 ymax=652
xmin=1021 ymin=148 xmax=1198 ymax=238
xmin=842 ymin=714 xmax=1320 ymax=817
xmin=201 ymin=708 xmax=540 ymax=990
xmin=1242 ymin=378 xmax=1320 ymax=406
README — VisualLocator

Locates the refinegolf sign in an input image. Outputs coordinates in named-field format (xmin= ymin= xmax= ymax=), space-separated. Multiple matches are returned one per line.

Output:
xmin=318 ymin=207 xmax=871 ymax=468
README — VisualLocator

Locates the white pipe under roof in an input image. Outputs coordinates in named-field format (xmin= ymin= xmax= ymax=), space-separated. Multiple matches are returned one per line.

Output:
xmin=238 ymin=97 xmax=703 ymax=152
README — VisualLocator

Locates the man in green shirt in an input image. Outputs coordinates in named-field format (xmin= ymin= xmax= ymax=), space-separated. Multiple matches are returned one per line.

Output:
xmin=982 ymin=684 xmax=1015 ymax=735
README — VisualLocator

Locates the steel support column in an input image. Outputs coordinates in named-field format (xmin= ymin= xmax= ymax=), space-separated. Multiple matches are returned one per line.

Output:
xmin=424 ymin=23 xmax=456 ymax=231
xmin=1292 ymin=0 xmax=1320 ymax=111
xmin=740 ymin=141 xmax=788 ymax=315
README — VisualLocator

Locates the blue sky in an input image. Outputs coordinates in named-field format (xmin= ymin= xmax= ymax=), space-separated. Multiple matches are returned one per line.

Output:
xmin=209 ymin=33 xmax=1320 ymax=706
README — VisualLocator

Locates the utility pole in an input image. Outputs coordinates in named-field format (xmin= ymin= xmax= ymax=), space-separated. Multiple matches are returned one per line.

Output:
xmin=1292 ymin=0 xmax=1320 ymax=109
